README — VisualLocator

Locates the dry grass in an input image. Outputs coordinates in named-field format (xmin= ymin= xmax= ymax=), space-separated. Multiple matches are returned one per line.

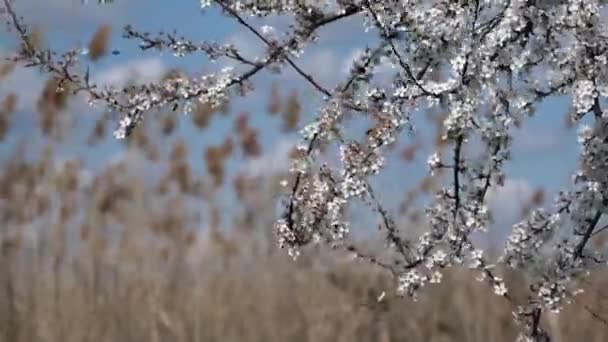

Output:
xmin=88 ymin=24 xmax=112 ymax=61
xmin=0 ymin=147 xmax=607 ymax=342
xmin=1 ymin=224 xmax=608 ymax=342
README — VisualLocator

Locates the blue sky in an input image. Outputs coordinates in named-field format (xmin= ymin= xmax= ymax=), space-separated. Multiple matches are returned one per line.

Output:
xmin=0 ymin=0 xmax=585 ymax=240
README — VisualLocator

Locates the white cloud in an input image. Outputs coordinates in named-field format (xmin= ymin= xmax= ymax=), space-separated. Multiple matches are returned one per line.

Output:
xmin=244 ymin=138 xmax=295 ymax=177
xmin=296 ymin=48 xmax=339 ymax=85
xmin=487 ymin=178 xmax=534 ymax=227
xmin=93 ymin=57 xmax=166 ymax=88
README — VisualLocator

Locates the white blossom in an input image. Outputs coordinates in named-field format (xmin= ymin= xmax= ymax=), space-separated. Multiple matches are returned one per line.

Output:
xmin=6 ymin=0 xmax=608 ymax=339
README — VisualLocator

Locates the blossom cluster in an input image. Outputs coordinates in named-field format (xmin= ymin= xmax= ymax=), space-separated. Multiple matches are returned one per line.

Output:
xmin=5 ymin=0 xmax=608 ymax=340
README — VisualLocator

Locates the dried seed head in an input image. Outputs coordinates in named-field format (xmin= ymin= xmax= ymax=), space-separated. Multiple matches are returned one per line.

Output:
xmin=88 ymin=24 xmax=112 ymax=61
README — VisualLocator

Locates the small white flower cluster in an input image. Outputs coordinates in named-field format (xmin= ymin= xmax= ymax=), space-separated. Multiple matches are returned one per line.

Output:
xmin=572 ymin=79 xmax=597 ymax=117
xmin=427 ymin=152 xmax=442 ymax=173
xmin=113 ymin=68 xmax=235 ymax=140
xmin=396 ymin=270 xmax=427 ymax=300
xmin=537 ymin=280 xmax=570 ymax=313
xmin=339 ymin=143 xmax=372 ymax=198
xmin=444 ymin=95 xmax=478 ymax=139
xmin=502 ymin=209 xmax=561 ymax=268
xmin=124 ymin=25 xmax=252 ymax=62
xmin=260 ymin=25 xmax=279 ymax=43
xmin=493 ymin=278 xmax=508 ymax=296
xmin=274 ymin=218 xmax=302 ymax=260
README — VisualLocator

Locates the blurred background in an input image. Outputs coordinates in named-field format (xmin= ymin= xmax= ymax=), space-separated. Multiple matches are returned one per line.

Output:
xmin=0 ymin=1 xmax=607 ymax=341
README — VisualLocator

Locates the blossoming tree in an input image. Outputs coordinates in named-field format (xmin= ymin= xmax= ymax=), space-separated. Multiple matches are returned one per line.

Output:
xmin=4 ymin=0 xmax=608 ymax=340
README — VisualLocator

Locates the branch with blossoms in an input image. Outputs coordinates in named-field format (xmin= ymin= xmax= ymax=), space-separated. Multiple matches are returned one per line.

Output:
xmin=5 ymin=0 xmax=608 ymax=340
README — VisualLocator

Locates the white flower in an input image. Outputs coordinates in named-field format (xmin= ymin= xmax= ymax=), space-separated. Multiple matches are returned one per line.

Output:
xmin=429 ymin=271 xmax=443 ymax=284
xmin=261 ymin=25 xmax=275 ymax=35
xmin=493 ymin=279 xmax=508 ymax=296
xmin=450 ymin=54 xmax=466 ymax=73
xmin=572 ymin=80 xmax=596 ymax=115
xmin=427 ymin=152 xmax=442 ymax=171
